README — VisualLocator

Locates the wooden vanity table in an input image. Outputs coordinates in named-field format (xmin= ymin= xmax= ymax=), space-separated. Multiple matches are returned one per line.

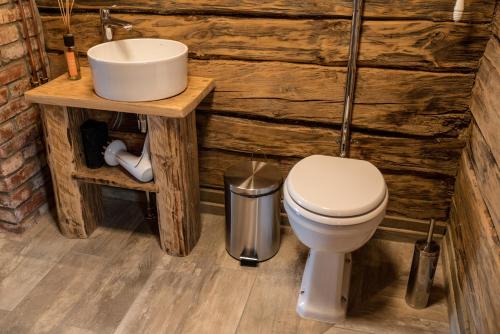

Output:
xmin=25 ymin=67 xmax=215 ymax=256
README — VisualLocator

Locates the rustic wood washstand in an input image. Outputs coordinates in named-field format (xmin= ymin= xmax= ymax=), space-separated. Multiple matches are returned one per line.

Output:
xmin=25 ymin=67 xmax=215 ymax=256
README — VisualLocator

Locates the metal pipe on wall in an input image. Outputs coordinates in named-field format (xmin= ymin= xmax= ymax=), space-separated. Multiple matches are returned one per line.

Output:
xmin=28 ymin=0 xmax=49 ymax=83
xmin=17 ymin=0 xmax=40 ymax=86
xmin=339 ymin=0 xmax=364 ymax=158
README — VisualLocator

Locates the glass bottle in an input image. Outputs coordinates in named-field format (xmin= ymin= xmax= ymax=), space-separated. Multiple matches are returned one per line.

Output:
xmin=63 ymin=33 xmax=81 ymax=80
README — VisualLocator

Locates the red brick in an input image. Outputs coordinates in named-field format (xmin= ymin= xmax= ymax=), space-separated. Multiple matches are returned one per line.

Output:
xmin=0 ymin=86 xmax=7 ymax=105
xmin=0 ymin=150 xmax=24 ymax=176
xmin=0 ymin=185 xmax=47 ymax=223
xmin=0 ymin=23 xmax=18 ymax=46
xmin=0 ymin=204 xmax=47 ymax=234
xmin=0 ymin=154 xmax=45 ymax=192
xmin=14 ymin=106 xmax=39 ymax=130
xmin=0 ymin=4 xmax=48 ymax=230
xmin=0 ymin=61 xmax=26 ymax=85
xmin=0 ymin=40 xmax=26 ymax=61
xmin=21 ymin=138 xmax=43 ymax=160
xmin=0 ymin=170 xmax=47 ymax=209
xmin=0 ymin=96 xmax=30 ymax=122
xmin=0 ymin=119 xmax=15 ymax=144
xmin=0 ymin=7 xmax=19 ymax=24
xmin=8 ymin=76 xmax=30 ymax=98
xmin=0 ymin=123 xmax=40 ymax=158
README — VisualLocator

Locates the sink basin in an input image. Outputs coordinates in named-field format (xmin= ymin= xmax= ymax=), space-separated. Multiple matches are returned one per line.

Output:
xmin=87 ymin=38 xmax=188 ymax=102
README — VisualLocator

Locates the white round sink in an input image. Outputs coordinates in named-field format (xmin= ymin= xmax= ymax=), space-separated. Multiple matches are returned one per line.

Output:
xmin=87 ymin=38 xmax=188 ymax=102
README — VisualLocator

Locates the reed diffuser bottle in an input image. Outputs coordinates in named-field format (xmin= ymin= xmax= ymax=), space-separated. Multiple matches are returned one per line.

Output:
xmin=63 ymin=33 xmax=80 ymax=80
xmin=57 ymin=0 xmax=80 ymax=80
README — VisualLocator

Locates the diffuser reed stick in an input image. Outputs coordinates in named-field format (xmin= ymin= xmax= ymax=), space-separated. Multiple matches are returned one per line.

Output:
xmin=57 ymin=0 xmax=75 ymax=33
xmin=57 ymin=0 xmax=80 ymax=80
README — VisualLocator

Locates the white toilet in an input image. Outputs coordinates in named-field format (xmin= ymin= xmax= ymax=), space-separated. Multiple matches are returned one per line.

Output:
xmin=284 ymin=155 xmax=388 ymax=323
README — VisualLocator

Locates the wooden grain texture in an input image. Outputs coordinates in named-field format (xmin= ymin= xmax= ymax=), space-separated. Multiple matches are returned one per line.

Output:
xmin=64 ymin=222 xmax=163 ymax=334
xmin=198 ymin=149 xmax=454 ymax=220
xmin=40 ymin=105 xmax=103 ymax=238
xmin=47 ymin=54 xmax=474 ymax=137
xmin=197 ymin=114 xmax=464 ymax=176
xmin=38 ymin=0 xmax=491 ymax=232
xmin=104 ymin=128 xmax=456 ymax=220
xmin=442 ymin=231 xmax=468 ymax=334
xmin=114 ymin=267 xmax=208 ymax=334
xmin=26 ymin=67 xmax=215 ymax=118
xmin=35 ymin=0 xmax=495 ymax=23
xmin=179 ymin=267 xmax=257 ymax=334
xmin=470 ymin=37 xmax=500 ymax=162
xmin=40 ymin=13 xmax=490 ymax=71
xmin=190 ymin=60 xmax=473 ymax=137
xmin=448 ymin=152 xmax=500 ymax=334
xmin=0 ymin=252 xmax=105 ymax=334
xmin=73 ymin=165 xmax=158 ymax=193
xmin=494 ymin=4 xmax=500 ymax=38
xmin=467 ymin=123 xmax=500 ymax=234
xmin=17 ymin=214 xmax=78 ymax=263
xmin=70 ymin=200 xmax=143 ymax=259
xmin=0 ymin=255 xmax=54 ymax=311
xmin=147 ymin=113 xmax=201 ymax=256
xmin=0 ymin=202 xmax=450 ymax=333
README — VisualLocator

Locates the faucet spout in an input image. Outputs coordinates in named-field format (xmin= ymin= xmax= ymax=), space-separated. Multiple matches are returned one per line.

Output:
xmin=106 ymin=17 xmax=133 ymax=31
xmin=100 ymin=8 xmax=133 ymax=42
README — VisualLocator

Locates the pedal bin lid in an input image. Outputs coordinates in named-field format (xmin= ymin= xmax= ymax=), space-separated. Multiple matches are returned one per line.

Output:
xmin=224 ymin=161 xmax=282 ymax=196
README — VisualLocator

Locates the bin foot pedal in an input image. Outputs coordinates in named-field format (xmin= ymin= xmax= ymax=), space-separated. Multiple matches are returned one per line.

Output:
xmin=240 ymin=248 xmax=259 ymax=267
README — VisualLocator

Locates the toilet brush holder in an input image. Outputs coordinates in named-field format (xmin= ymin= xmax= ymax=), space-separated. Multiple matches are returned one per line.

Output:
xmin=405 ymin=219 xmax=440 ymax=309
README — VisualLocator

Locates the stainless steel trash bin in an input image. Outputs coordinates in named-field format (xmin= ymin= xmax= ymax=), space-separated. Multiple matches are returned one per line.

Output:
xmin=224 ymin=160 xmax=282 ymax=265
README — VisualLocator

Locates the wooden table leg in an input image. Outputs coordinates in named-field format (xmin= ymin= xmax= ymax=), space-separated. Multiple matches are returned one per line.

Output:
xmin=41 ymin=105 xmax=103 ymax=238
xmin=147 ymin=112 xmax=201 ymax=256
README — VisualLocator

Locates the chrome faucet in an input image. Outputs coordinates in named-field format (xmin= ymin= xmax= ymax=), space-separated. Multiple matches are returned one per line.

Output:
xmin=100 ymin=8 xmax=133 ymax=42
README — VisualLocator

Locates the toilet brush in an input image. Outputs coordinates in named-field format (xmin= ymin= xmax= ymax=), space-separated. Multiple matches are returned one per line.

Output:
xmin=405 ymin=218 xmax=440 ymax=309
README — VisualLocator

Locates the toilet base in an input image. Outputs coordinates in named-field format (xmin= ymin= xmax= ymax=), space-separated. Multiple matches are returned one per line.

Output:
xmin=297 ymin=250 xmax=352 ymax=323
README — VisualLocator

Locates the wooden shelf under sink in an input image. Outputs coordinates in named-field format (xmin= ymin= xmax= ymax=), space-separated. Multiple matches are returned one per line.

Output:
xmin=73 ymin=165 xmax=158 ymax=193
xmin=25 ymin=66 xmax=214 ymax=256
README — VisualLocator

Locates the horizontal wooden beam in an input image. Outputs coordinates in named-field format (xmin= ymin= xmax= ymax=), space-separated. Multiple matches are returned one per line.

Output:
xmin=190 ymin=60 xmax=473 ymax=137
xmin=106 ymin=130 xmax=454 ymax=220
xmin=35 ymin=0 xmax=495 ymax=22
xmin=40 ymin=13 xmax=490 ymax=71
xmin=199 ymin=186 xmax=447 ymax=235
xmin=73 ymin=166 xmax=158 ymax=193
xmin=47 ymin=53 xmax=474 ymax=137
xmin=196 ymin=113 xmax=464 ymax=176
xmin=198 ymin=148 xmax=453 ymax=220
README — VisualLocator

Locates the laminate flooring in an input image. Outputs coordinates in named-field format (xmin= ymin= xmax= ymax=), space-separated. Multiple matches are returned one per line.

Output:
xmin=0 ymin=198 xmax=449 ymax=334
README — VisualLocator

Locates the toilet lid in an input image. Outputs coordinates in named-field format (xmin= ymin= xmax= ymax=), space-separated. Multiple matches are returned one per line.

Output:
xmin=286 ymin=155 xmax=387 ymax=217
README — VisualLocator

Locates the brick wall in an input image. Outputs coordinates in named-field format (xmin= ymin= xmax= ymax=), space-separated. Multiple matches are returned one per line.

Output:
xmin=0 ymin=0 xmax=49 ymax=233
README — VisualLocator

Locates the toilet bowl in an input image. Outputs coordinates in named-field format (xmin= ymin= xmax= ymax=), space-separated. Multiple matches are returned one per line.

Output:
xmin=283 ymin=155 xmax=388 ymax=323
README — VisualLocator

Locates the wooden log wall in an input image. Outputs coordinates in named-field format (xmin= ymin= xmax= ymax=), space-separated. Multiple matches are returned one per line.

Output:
xmin=35 ymin=1 xmax=496 ymax=224
xmin=445 ymin=7 xmax=500 ymax=334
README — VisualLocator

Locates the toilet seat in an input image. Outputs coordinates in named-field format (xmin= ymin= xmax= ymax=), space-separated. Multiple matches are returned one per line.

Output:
xmin=284 ymin=182 xmax=388 ymax=226
xmin=284 ymin=155 xmax=388 ymax=226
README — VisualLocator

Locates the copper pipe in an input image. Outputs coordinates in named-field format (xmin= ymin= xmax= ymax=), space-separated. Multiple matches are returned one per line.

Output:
xmin=17 ymin=0 xmax=40 ymax=86
xmin=27 ymin=0 xmax=48 ymax=83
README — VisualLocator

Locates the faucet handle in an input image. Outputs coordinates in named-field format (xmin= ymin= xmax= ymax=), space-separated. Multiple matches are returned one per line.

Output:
xmin=100 ymin=8 xmax=110 ymax=19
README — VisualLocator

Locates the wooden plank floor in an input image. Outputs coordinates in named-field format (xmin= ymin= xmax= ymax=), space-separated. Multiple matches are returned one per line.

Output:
xmin=0 ymin=198 xmax=449 ymax=334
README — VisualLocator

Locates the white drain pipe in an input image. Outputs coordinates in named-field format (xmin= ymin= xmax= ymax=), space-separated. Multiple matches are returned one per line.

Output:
xmin=104 ymin=136 xmax=153 ymax=183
